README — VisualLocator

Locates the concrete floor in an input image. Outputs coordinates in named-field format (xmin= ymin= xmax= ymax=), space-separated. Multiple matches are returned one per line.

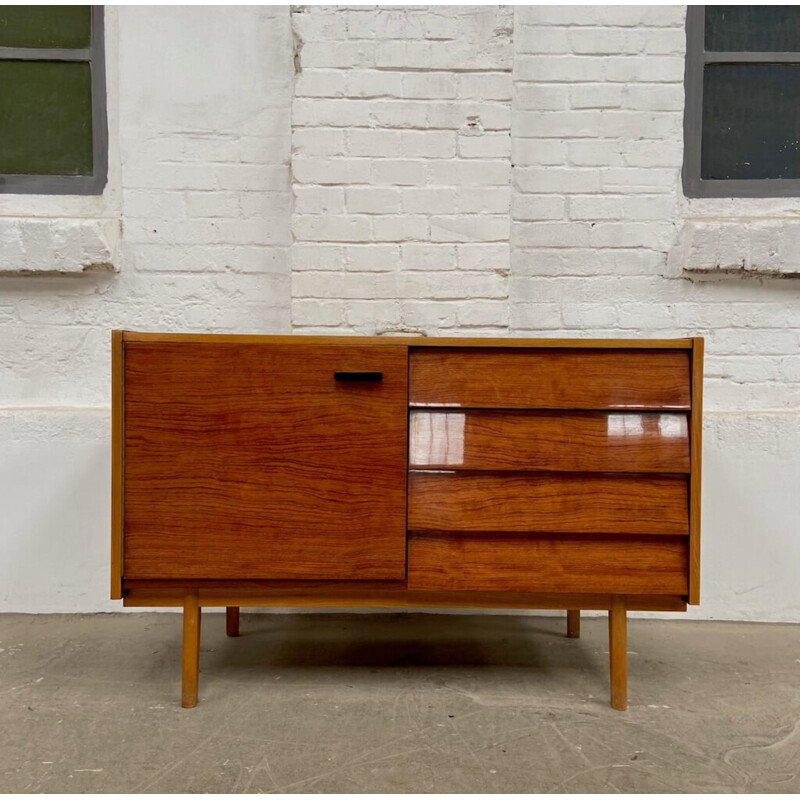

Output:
xmin=0 ymin=613 xmax=798 ymax=793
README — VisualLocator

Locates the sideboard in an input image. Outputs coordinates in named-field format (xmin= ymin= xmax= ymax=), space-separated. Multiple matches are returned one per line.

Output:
xmin=111 ymin=331 xmax=703 ymax=709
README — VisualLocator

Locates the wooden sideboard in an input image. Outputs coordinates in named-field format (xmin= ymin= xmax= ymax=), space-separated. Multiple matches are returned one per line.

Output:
xmin=111 ymin=331 xmax=703 ymax=710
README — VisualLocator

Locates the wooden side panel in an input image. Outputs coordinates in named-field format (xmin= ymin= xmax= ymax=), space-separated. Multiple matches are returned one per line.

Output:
xmin=123 ymin=342 xmax=408 ymax=580
xmin=110 ymin=330 xmax=124 ymax=599
xmin=409 ymin=410 xmax=690 ymax=472
xmin=408 ymin=472 xmax=689 ymax=535
xmin=408 ymin=533 xmax=689 ymax=594
xmin=689 ymin=338 xmax=704 ymax=604
xmin=409 ymin=348 xmax=691 ymax=410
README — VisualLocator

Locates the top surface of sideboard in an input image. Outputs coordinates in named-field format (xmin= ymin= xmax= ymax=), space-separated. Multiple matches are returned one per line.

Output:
xmin=118 ymin=331 xmax=694 ymax=348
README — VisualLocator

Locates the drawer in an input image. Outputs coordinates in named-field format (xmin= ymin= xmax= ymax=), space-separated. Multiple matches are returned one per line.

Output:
xmin=408 ymin=472 xmax=689 ymax=535
xmin=407 ymin=532 xmax=689 ymax=594
xmin=409 ymin=410 xmax=690 ymax=472
xmin=409 ymin=348 xmax=691 ymax=410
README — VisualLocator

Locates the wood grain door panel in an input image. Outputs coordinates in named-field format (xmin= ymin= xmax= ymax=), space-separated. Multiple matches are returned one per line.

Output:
xmin=123 ymin=342 xmax=408 ymax=580
xmin=408 ymin=471 xmax=688 ymax=535
xmin=409 ymin=348 xmax=691 ymax=409
xmin=408 ymin=532 xmax=689 ymax=594
xmin=409 ymin=410 xmax=690 ymax=472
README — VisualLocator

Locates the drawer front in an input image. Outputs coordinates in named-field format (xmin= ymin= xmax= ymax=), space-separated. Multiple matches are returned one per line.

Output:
xmin=124 ymin=342 xmax=408 ymax=580
xmin=408 ymin=532 xmax=689 ymax=594
xmin=410 ymin=410 xmax=690 ymax=472
xmin=408 ymin=472 xmax=688 ymax=535
xmin=409 ymin=348 xmax=691 ymax=410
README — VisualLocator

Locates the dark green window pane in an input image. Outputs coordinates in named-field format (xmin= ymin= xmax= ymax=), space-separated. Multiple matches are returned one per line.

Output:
xmin=0 ymin=61 xmax=93 ymax=176
xmin=701 ymin=64 xmax=800 ymax=180
xmin=705 ymin=6 xmax=800 ymax=53
xmin=0 ymin=6 xmax=90 ymax=49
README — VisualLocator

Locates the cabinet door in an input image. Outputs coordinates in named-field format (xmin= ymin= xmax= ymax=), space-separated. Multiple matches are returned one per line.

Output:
xmin=123 ymin=342 xmax=408 ymax=580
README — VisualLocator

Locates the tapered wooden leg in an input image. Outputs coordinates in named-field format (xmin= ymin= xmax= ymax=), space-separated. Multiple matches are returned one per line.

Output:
xmin=181 ymin=591 xmax=201 ymax=708
xmin=226 ymin=606 xmax=240 ymax=637
xmin=608 ymin=596 xmax=627 ymax=711
xmin=566 ymin=609 xmax=580 ymax=639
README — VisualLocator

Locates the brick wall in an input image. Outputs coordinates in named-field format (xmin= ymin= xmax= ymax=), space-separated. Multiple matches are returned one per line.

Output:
xmin=511 ymin=5 xmax=685 ymax=338
xmin=1 ymin=6 xmax=799 ymax=617
xmin=291 ymin=6 xmax=513 ymax=334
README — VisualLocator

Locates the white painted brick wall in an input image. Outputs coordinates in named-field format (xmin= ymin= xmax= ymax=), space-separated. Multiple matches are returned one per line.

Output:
xmin=291 ymin=5 xmax=513 ymax=334
xmin=2 ymin=6 xmax=800 ymax=618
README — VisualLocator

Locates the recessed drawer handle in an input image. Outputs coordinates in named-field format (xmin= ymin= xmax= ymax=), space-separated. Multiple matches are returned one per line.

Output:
xmin=334 ymin=371 xmax=383 ymax=382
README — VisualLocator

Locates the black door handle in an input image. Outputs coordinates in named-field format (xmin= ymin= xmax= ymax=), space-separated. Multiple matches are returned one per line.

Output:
xmin=334 ymin=371 xmax=383 ymax=382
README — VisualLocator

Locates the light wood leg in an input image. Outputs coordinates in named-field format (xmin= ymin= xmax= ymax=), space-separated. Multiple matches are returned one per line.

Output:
xmin=608 ymin=596 xmax=627 ymax=711
xmin=566 ymin=609 xmax=580 ymax=638
xmin=226 ymin=606 xmax=240 ymax=637
xmin=182 ymin=591 xmax=201 ymax=708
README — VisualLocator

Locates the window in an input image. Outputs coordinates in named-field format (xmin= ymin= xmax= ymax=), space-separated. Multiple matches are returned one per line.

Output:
xmin=683 ymin=6 xmax=800 ymax=198
xmin=0 ymin=6 xmax=106 ymax=194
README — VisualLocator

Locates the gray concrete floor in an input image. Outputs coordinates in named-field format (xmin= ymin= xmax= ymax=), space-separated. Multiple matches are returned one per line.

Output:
xmin=0 ymin=613 xmax=798 ymax=793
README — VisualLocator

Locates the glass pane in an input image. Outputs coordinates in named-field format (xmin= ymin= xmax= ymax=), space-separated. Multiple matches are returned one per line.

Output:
xmin=701 ymin=64 xmax=800 ymax=180
xmin=705 ymin=6 xmax=800 ymax=53
xmin=0 ymin=61 xmax=93 ymax=176
xmin=0 ymin=6 xmax=90 ymax=49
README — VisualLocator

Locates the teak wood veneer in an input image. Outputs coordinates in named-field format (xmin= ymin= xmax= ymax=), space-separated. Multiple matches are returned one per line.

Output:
xmin=111 ymin=331 xmax=704 ymax=710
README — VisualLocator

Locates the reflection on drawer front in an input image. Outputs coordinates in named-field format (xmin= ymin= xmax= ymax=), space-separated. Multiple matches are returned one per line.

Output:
xmin=408 ymin=532 xmax=689 ymax=594
xmin=408 ymin=472 xmax=689 ymax=535
xmin=409 ymin=348 xmax=691 ymax=409
xmin=410 ymin=410 xmax=690 ymax=472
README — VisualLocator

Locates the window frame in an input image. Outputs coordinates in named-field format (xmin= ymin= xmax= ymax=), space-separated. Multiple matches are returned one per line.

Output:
xmin=0 ymin=5 xmax=107 ymax=195
xmin=683 ymin=5 xmax=800 ymax=198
